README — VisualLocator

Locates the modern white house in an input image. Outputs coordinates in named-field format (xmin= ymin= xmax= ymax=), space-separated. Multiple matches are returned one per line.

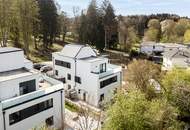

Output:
xmin=52 ymin=44 xmax=122 ymax=107
xmin=0 ymin=47 xmax=64 ymax=130
xmin=162 ymin=48 xmax=190 ymax=70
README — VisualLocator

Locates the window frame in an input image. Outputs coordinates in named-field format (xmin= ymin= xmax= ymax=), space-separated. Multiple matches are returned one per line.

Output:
xmin=75 ymin=76 xmax=81 ymax=84
xmin=100 ymin=76 xmax=117 ymax=88
xmin=55 ymin=60 xmax=71 ymax=69
xmin=67 ymin=74 xmax=71 ymax=80
xmin=9 ymin=99 xmax=53 ymax=125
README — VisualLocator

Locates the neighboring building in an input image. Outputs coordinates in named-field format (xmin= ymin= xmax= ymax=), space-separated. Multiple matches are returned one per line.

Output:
xmin=140 ymin=42 xmax=164 ymax=55
xmin=162 ymin=48 xmax=190 ymax=70
xmin=53 ymin=44 xmax=122 ymax=107
xmin=140 ymin=42 xmax=188 ymax=55
xmin=0 ymin=47 xmax=64 ymax=130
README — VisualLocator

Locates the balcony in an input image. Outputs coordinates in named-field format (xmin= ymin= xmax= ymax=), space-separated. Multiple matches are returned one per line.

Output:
xmin=91 ymin=64 xmax=121 ymax=79
xmin=0 ymin=75 xmax=63 ymax=110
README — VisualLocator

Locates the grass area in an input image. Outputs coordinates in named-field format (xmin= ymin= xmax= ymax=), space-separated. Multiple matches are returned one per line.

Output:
xmin=65 ymin=101 xmax=79 ymax=112
xmin=29 ymin=43 xmax=64 ymax=63
xmin=65 ymin=36 xmax=76 ymax=44
xmin=7 ymin=40 xmax=65 ymax=63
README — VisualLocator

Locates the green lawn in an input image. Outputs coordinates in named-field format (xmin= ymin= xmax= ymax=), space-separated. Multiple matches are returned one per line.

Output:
xmin=29 ymin=43 xmax=64 ymax=63
xmin=65 ymin=101 xmax=79 ymax=112
xmin=8 ymin=40 xmax=65 ymax=63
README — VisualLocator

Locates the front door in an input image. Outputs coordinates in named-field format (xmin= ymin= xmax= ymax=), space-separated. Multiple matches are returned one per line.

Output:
xmin=83 ymin=93 xmax=86 ymax=102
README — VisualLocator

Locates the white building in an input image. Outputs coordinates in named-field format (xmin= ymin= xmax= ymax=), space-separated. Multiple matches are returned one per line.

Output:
xmin=0 ymin=47 xmax=64 ymax=130
xmin=140 ymin=42 xmax=164 ymax=55
xmin=140 ymin=42 xmax=188 ymax=55
xmin=162 ymin=48 xmax=190 ymax=70
xmin=52 ymin=44 xmax=122 ymax=107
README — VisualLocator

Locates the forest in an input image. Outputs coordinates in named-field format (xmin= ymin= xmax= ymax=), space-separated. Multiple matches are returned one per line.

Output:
xmin=0 ymin=0 xmax=190 ymax=57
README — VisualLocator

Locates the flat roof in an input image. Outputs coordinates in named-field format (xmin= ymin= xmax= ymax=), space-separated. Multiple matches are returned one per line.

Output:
xmin=39 ymin=80 xmax=53 ymax=90
xmin=0 ymin=47 xmax=22 ymax=54
xmin=0 ymin=68 xmax=39 ymax=82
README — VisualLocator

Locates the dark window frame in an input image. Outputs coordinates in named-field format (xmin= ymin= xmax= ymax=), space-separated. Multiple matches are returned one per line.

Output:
xmin=100 ymin=76 xmax=117 ymax=88
xmin=55 ymin=70 xmax=58 ymax=76
xmin=67 ymin=74 xmax=71 ymax=80
xmin=9 ymin=99 xmax=53 ymax=125
xmin=100 ymin=94 xmax=104 ymax=102
xmin=75 ymin=76 xmax=81 ymax=84
xmin=100 ymin=63 xmax=106 ymax=73
xmin=55 ymin=60 xmax=71 ymax=69
xmin=19 ymin=80 xmax=36 ymax=95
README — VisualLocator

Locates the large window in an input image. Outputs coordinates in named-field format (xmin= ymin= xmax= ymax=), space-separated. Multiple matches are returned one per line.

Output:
xmin=55 ymin=60 xmax=71 ymax=68
xmin=75 ymin=76 xmax=81 ymax=84
xmin=100 ymin=76 xmax=117 ymax=88
xmin=9 ymin=99 xmax=53 ymax=125
xmin=19 ymin=80 xmax=36 ymax=95
xmin=100 ymin=63 xmax=106 ymax=73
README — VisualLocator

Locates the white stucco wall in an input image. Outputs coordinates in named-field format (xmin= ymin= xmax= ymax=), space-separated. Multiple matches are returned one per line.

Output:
xmin=3 ymin=91 xmax=64 ymax=130
xmin=140 ymin=45 xmax=164 ymax=54
xmin=98 ymin=72 xmax=121 ymax=102
xmin=90 ymin=59 xmax=108 ymax=73
xmin=0 ymin=74 xmax=39 ymax=101
xmin=53 ymin=46 xmax=122 ymax=107
xmin=53 ymin=54 xmax=76 ymax=90
xmin=76 ymin=47 xmax=96 ymax=59
xmin=0 ymin=51 xmax=24 ymax=73
xmin=76 ymin=60 xmax=99 ymax=106
xmin=0 ymin=105 xmax=4 ymax=130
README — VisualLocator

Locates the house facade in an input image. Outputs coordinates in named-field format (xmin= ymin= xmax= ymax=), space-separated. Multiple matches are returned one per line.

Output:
xmin=140 ymin=42 xmax=188 ymax=55
xmin=0 ymin=47 xmax=64 ymax=130
xmin=162 ymin=48 xmax=190 ymax=70
xmin=53 ymin=44 xmax=122 ymax=107
xmin=140 ymin=42 xmax=164 ymax=55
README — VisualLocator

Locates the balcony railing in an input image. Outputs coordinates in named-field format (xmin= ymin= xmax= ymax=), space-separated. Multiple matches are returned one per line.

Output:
xmin=0 ymin=75 xmax=63 ymax=110
xmin=91 ymin=64 xmax=121 ymax=79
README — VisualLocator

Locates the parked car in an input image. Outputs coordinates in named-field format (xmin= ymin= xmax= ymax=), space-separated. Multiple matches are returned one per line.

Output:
xmin=33 ymin=63 xmax=46 ymax=70
xmin=40 ymin=65 xmax=53 ymax=73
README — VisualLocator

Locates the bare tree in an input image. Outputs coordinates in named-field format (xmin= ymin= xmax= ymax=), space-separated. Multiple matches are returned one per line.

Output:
xmin=76 ymin=104 xmax=101 ymax=130
xmin=72 ymin=6 xmax=80 ymax=41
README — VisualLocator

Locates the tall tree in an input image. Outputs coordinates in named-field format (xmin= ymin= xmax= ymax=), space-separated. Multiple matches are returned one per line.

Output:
xmin=17 ymin=0 xmax=39 ymax=57
xmin=126 ymin=60 xmax=161 ymax=99
xmin=118 ymin=17 xmax=138 ymax=52
xmin=0 ymin=0 xmax=13 ymax=47
xmin=101 ymin=0 xmax=117 ymax=49
xmin=103 ymin=89 xmax=182 ymax=130
xmin=9 ymin=0 xmax=21 ymax=48
xmin=78 ymin=10 xmax=88 ymax=43
xmin=144 ymin=19 xmax=161 ymax=42
xmin=58 ymin=11 xmax=69 ymax=43
xmin=80 ymin=0 xmax=105 ymax=50
xmin=160 ymin=19 xmax=176 ymax=42
xmin=162 ymin=69 xmax=190 ymax=124
xmin=38 ymin=0 xmax=58 ymax=48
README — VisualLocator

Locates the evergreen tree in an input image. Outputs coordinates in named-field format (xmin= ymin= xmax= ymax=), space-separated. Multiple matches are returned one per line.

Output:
xmin=102 ymin=0 xmax=117 ymax=49
xmin=0 ymin=0 xmax=13 ymax=47
xmin=38 ymin=0 xmax=58 ymax=48
xmin=17 ymin=0 xmax=39 ymax=57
